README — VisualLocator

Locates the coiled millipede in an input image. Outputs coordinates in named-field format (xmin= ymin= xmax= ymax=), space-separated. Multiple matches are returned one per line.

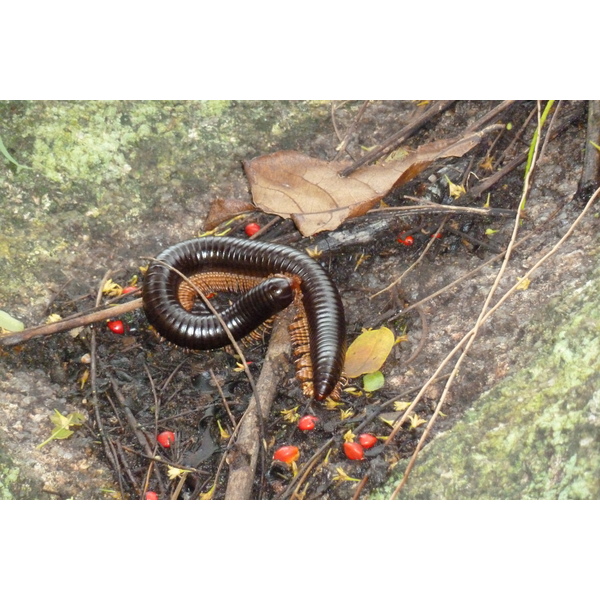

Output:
xmin=142 ymin=237 xmax=346 ymax=401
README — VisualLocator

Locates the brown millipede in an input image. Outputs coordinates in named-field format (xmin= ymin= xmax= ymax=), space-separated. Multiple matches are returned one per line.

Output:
xmin=142 ymin=237 xmax=346 ymax=401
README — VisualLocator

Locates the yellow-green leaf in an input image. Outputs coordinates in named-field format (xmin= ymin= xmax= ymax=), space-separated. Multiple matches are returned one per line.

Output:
xmin=344 ymin=327 xmax=395 ymax=378
xmin=0 ymin=310 xmax=25 ymax=332
xmin=363 ymin=370 xmax=385 ymax=392
xmin=37 ymin=410 xmax=85 ymax=449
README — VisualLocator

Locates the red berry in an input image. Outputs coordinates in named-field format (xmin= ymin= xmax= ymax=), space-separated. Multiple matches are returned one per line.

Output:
xmin=403 ymin=235 xmax=414 ymax=246
xmin=157 ymin=431 xmax=176 ymax=448
xmin=273 ymin=445 xmax=300 ymax=463
xmin=343 ymin=442 xmax=365 ymax=460
xmin=107 ymin=320 xmax=125 ymax=334
xmin=145 ymin=491 xmax=159 ymax=500
xmin=298 ymin=415 xmax=318 ymax=431
xmin=430 ymin=233 xmax=443 ymax=239
xmin=358 ymin=433 xmax=378 ymax=449
xmin=121 ymin=286 xmax=139 ymax=295
xmin=244 ymin=222 xmax=261 ymax=237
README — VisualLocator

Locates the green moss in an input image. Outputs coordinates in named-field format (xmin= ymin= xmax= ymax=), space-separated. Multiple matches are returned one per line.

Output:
xmin=0 ymin=101 xmax=331 ymax=306
xmin=372 ymin=263 xmax=600 ymax=500
xmin=0 ymin=446 xmax=40 ymax=500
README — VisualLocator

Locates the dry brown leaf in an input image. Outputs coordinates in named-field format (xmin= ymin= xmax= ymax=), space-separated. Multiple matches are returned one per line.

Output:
xmin=244 ymin=130 xmax=493 ymax=236
xmin=204 ymin=197 xmax=255 ymax=231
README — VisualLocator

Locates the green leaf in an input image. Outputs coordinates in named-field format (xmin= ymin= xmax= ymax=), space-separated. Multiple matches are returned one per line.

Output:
xmin=37 ymin=410 xmax=85 ymax=449
xmin=0 ymin=135 xmax=32 ymax=172
xmin=0 ymin=310 xmax=25 ymax=332
xmin=363 ymin=370 xmax=385 ymax=392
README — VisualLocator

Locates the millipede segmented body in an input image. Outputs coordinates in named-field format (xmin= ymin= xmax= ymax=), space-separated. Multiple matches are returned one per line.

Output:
xmin=142 ymin=237 xmax=346 ymax=401
xmin=144 ymin=275 xmax=294 ymax=349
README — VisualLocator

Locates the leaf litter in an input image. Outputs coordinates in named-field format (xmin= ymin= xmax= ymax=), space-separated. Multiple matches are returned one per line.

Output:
xmin=243 ymin=127 xmax=500 ymax=236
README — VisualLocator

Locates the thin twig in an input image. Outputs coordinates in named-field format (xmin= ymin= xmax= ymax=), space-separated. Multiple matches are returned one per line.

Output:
xmin=403 ymin=303 xmax=429 ymax=367
xmin=248 ymin=215 xmax=280 ymax=240
xmin=88 ymin=270 xmax=126 ymax=497
xmin=370 ymin=219 xmax=447 ymax=299
xmin=496 ymin=104 xmax=538 ymax=165
xmin=143 ymin=363 xmax=160 ymax=442
xmin=0 ymin=298 xmax=143 ymax=347
xmin=369 ymin=202 xmax=517 ymax=220
xmin=279 ymin=439 xmax=334 ymax=500
xmin=352 ymin=474 xmax=370 ymax=500
xmin=332 ymin=100 xmax=370 ymax=161
xmin=330 ymin=101 xmax=348 ymax=142
xmin=209 ymin=368 xmax=237 ymax=429
xmin=339 ymin=101 xmax=457 ymax=177
xmin=538 ymin=100 xmax=561 ymax=163
xmin=580 ymin=101 xmax=600 ymax=192
xmin=115 ymin=440 xmax=142 ymax=495
xmin=107 ymin=373 xmax=168 ymax=496
xmin=463 ymin=100 xmax=515 ymax=134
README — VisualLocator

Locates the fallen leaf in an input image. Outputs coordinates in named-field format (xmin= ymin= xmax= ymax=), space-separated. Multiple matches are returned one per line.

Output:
xmin=36 ymin=410 xmax=86 ymax=449
xmin=0 ymin=310 xmax=24 ymax=332
xmin=244 ymin=130 xmax=494 ymax=236
xmin=363 ymin=370 xmax=385 ymax=392
xmin=204 ymin=197 xmax=255 ymax=230
xmin=344 ymin=327 xmax=395 ymax=378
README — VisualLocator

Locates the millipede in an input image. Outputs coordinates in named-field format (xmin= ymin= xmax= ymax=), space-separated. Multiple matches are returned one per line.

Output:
xmin=142 ymin=236 xmax=346 ymax=401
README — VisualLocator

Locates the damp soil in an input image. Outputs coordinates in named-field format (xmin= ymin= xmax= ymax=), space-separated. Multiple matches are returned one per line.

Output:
xmin=0 ymin=100 xmax=597 ymax=499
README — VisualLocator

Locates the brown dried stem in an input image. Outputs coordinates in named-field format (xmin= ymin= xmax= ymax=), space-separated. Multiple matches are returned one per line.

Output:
xmin=224 ymin=312 xmax=293 ymax=499
xmin=339 ymin=101 xmax=457 ymax=177
xmin=0 ymin=298 xmax=144 ymax=347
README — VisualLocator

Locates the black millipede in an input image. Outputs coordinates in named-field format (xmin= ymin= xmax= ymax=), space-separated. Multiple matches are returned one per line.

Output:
xmin=142 ymin=237 xmax=346 ymax=401
xmin=144 ymin=275 xmax=295 ymax=349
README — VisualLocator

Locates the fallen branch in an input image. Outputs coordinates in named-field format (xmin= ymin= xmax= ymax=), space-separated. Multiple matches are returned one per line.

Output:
xmin=224 ymin=312 xmax=293 ymax=499
xmin=0 ymin=298 xmax=143 ymax=347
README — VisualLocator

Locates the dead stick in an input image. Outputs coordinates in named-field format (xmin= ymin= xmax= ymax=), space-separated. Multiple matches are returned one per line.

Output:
xmin=0 ymin=298 xmax=143 ymax=347
xmin=368 ymin=204 xmax=516 ymax=218
xmin=224 ymin=312 xmax=293 ymax=500
xmin=339 ymin=100 xmax=457 ymax=176
xmin=463 ymin=100 xmax=515 ymax=133
xmin=580 ymin=100 xmax=600 ymax=193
